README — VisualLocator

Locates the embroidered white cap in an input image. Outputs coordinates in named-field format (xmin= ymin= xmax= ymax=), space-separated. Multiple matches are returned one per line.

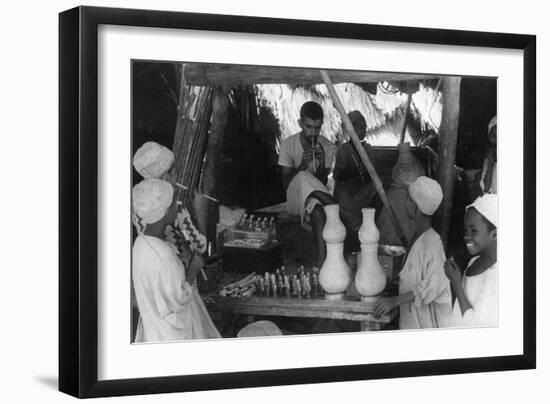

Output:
xmin=408 ymin=176 xmax=443 ymax=216
xmin=132 ymin=178 xmax=174 ymax=224
xmin=467 ymin=193 xmax=498 ymax=228
xmin=133 ymin=141 xmax=174 ymax=179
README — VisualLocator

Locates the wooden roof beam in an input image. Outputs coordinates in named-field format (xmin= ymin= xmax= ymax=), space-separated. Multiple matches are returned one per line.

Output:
xmin=182 ymin=64 xmax=439 ymax=86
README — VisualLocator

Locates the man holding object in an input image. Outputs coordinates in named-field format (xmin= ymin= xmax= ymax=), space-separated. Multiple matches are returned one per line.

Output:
xmin=278 ymin=101 xmax=340 ymax=266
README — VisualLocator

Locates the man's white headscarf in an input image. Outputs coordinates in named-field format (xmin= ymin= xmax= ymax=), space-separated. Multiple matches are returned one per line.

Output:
xmin=408 ymin=176 xmax=443 ymax=216
xmin=133 ymin=141 xmax=175 ymax=179
xmin=132 ymin=179 xmax=174 ymax=225
xmin=467 ymin=193 xmax=498 ymax=228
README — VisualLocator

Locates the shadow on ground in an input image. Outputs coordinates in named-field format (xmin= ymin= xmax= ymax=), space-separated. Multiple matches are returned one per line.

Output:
xmin=36 ymin=376 xmax=58 ymax=390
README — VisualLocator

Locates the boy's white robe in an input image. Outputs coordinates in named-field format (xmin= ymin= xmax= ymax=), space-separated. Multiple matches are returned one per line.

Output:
xmin=450 ymin=258 xmax=498 ymax=328
xmin=132 ymin=235 xmax=221 ymax=343
xmin=398 ymin=228 xmax=452 ymax=329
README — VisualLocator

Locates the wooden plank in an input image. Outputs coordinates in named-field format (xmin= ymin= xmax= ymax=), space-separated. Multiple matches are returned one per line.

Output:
xmin=183 ymin=64 xmax=438 ymax=86
xmin=219 ymin=296 xmax=375 ymax=312
xmin=210 ymin=296 xmax=392 ymax=323
xmin=217 ymin=305 xmax=381 ymax=322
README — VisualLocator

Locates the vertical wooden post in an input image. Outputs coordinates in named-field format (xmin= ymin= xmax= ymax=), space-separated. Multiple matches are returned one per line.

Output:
xmin=197 ymin=88 xmax=229 ymax=243
xmin=437 ymin=76 xmax=461 ymax=246
xmin=399 ymin=93 xmax=412 ymax=144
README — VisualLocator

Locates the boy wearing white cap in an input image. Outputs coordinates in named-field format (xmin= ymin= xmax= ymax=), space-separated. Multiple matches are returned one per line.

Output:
xmin=132 ymin=178 xmax=221 ymax=342
xmin=373 ymin=176 xmax=452 ymax=329
xmin=133 ymin=141 xmax=176 ymax=181
xmin=133 ymin=140 xmax=208 ymax=258
xmin=445 ymin=193 xmax=498 ymax=327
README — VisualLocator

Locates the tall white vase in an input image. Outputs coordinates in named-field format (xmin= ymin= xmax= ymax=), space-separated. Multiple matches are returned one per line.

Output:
xmin=358 ymin=208 xmax=380 ymax=244
xmin=319 ymin=204 xmax=351 ymax=300
xmin=355 ymin=208 xmax=386 ymax=302
xmin=321 ymin=204 xmax=346 ymax=243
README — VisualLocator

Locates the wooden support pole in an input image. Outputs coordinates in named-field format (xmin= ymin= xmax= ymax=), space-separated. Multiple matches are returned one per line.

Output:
xmin=196 ymin=88 xmax=229 ymax=242
xmin=202 ymin=88 xmax=228 ymax=198
xmin=436 ymin=76 xmax=461 ymax=246
xmin=399 ymin=93 xmax=412 ymax=144
xmin=320 ymin=70 xmax=408 ymax=247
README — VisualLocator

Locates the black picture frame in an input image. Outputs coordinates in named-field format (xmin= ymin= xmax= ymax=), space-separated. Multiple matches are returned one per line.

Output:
xmin=59 ymin=5 xmax=536 ymax=399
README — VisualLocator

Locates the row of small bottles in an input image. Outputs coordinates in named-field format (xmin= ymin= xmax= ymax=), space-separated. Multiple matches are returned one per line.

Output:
xmin=237 ymin=214 xmax=276 ymax=234
xmin=254 ymin=265 xmax=323 ymax=298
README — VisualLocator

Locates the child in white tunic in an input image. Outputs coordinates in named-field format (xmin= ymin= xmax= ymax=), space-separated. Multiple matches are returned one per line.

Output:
xmin=373 ymin=177 xmax=452 ymax=329
xmin=132 ymin=179 xmax=221 ymax=342
xmin=445 ymin=194 xmax=498 ymax=327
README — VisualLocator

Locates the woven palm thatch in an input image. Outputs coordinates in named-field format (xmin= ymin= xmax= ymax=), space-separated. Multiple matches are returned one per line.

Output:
xmin=254 ymin=82 xmax=441 ymax=148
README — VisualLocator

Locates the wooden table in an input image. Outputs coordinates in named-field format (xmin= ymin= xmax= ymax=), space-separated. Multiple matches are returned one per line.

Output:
xmin=207 ymin=295 xmax=396 ymax=332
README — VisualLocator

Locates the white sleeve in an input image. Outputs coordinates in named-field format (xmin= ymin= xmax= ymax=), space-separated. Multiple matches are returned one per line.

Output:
xmin=413 ymin=245 xmax=451 ymax=307
xmin=278 ymin=138 xmax=294 ymax=167
xmin=159 ymin=245 xmax=193 ymax=312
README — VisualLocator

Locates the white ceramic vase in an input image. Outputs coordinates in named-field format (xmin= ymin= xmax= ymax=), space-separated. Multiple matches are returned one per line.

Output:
xmin=358 ymin=208 xmax=380 ymax=244
xmin=319 ymin=243 xmax=352 ymax=300
xmin=321 ymin=204 xmax=346 ymax=243
xmin=319 ymin=204 xmax=350 ymax=300
xmin=355 ymin=208 xmax=386 ymax=302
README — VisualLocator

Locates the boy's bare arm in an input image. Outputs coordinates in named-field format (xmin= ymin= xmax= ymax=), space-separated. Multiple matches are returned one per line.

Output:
xmin=186 ymin=254 xmax=204 ymax=285
xmin=444 ymin=258 xmax=473 ymax=315
xmin=394 ymin=291 xmax=415 ymax=306
xmin=451 ymin=282 xmax=473 ymax=315
xmin=372 ymin=291 xmax=414 ymax=317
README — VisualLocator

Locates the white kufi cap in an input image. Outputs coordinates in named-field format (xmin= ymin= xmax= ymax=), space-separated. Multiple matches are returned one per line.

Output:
xmin=466 ymin=193 xmax=498 ymax=228
xmin=408 ymin=176 xmax=443 ymax=216
xmin=133 ymin=141 xmax=175 ymax=179
xmin=237 ymin=320 xmax=283 ymax=338
xmin=132 ymin=179 xmax=174 ymax=224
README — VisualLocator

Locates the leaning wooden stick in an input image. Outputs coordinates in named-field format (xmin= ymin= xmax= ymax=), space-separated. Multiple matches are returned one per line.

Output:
xmin=174 ymin=182 xmax=219 ymax=203
xmin=399 ymin=92 xmax=412 ymax=144
xmin=319 ymin=70 xmax=408 ymax=247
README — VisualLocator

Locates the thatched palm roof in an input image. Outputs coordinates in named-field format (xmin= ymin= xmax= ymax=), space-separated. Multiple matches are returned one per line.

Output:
xmin=253 ymin=82 xmax=441 ymax=147
xmin=169 ymin=62 xmax=442 ymax=147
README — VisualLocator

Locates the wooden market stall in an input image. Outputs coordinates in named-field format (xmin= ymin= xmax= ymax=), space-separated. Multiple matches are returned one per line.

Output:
xmin=132 ymin=61 xmax=494 ymax=337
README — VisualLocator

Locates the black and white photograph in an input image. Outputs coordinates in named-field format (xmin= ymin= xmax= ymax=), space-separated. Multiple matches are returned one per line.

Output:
xmin=3 ymin=0 xmax=549 ymax=401
xmin=130 ymin=61 xmax=498 ymax=342
xmin=51 ymin=3 xmax=539 ymax=400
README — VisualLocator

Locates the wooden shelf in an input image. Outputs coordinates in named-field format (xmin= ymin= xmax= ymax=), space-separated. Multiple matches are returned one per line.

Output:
xmin=208 ymin=296 xmax=393 ymax=325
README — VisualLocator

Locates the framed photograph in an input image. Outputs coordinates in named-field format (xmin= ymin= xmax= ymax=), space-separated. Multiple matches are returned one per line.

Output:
xmin=59 ymin=6 xmax=536 ymax=399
